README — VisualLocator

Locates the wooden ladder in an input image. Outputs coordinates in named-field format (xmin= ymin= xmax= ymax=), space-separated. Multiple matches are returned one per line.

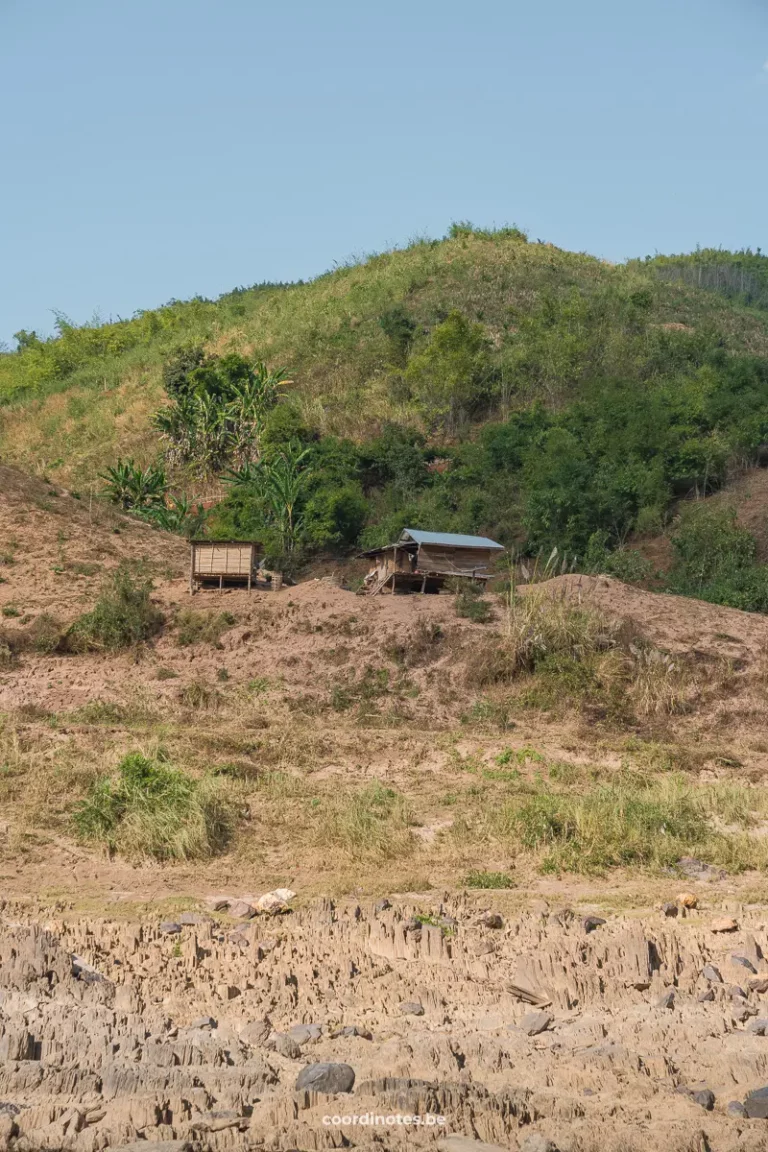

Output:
xmin=368 ymin=573 xmax=393 ymax=596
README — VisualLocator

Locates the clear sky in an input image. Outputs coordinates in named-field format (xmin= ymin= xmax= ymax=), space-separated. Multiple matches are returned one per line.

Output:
xmin=1 ymin=0 xmax=766 ymax=345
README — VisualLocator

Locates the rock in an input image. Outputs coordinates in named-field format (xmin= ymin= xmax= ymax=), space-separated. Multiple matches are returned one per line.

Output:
xmin=159 ymin=921 xmax=181 ymax=935
xmin=439 ymin=1139 xmax=511 ymax=1152
xmin=582 ymin=915 xmax=606 ymax=933
xmin=374 ymin=898 xmax=391 ymax=913
xmin=750 ymin=977 xmax=768 ymax=994
xmin=331 ymin=1024 xmax=372 ymax=1040
xmin=255 ymin=888 xmax=295 ymax=914
xmin=661 ymin=902 xmax=678 ymax=917
xmin=189 ymin=1016 xmax=217 ymax=1030
xmin=732 ymin=953 xmax=757 ymax=973
xmin=287 ymin=1024 xmax=322 ymax=1045
xmin=656 ymin=990 xmax=676 ymax=1010
xmin=474 ymin=940 xmax=497 ymax=956
xmin=204 ymin=896 xmax=231 ymax=912
xmin=692 ymin=1089 xmax=715 ymax=1111
xmin=439 ymin=915 xmax=458 ymax=931
xmin=677 ymin=857 xmax=726 ymax=882
xmin=481 ymin=912 xmax=504 ymax=929
xmin=398 ymin=1001 xmax=425 ymax=1016
xmin=709 ymin=916 xmax=736 ymax=935
xmin=71 ymin=955 xmax=106 ymax=983
xmin=520 ymin=1010 xmax=553 ymax=1035
xmin=403 ymin=916 xmax=422 ymax=933
xmin=241 ymin=1019 xmax=271 ymax=1046
xmin=744 ymin=1086 xmax=768 ymax=1119
xmin=701 ymin=964 xmax=722 ymax=983
xmin=295 ymin=1061 xmax=355 ymax=1094
xmin=727 ymin=1100 xmax=748 ymax=1118
xmin=519 ymin=1137 xmax=559 ymax=1152
xmin=733 ymin=1004 xmax=755 ymax=1023
xmin=678 ymin=892 xmax=698 ymax=908
xmin=747 ymin=1018 xmax=768 ymax=1035
xmin=697 ymin=990 xmax=715 ymax=1002
xmin=729 ymin=984 xmax=748 ymax=1000
xmin=179 ymin=912 xmax=213 ymax=926
xmin=228 ymin=900 xmax=256 ymax=919
xmin=274 ymin=1033 xmax=302 ymax=1059
xmin=0 ymin=1114 xmax=15 ymax=1148
xmin=711 ymin=917 xmax=738 ymax=933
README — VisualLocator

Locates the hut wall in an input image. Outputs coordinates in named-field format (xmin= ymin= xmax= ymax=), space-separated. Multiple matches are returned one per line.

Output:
xmin=192 ymin=543 xmax=255 ymax=578
xmin=416 ymin=544 xmax=495 ymax=576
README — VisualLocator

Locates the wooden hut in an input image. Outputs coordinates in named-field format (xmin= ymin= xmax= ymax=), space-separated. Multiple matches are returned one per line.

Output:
xmin=189 ymin=540 xmax=262 ymax=592
xmin=361 ymin=529 xmax=504 ymax=595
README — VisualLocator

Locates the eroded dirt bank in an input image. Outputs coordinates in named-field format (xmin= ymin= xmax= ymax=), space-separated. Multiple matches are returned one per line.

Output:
xmin=3 ymin=895 xmax=768 ymax=1150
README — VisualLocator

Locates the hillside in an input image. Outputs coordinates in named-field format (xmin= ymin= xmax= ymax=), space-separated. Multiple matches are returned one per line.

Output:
xmin=2 ymin=227 xmax=768 ymax=492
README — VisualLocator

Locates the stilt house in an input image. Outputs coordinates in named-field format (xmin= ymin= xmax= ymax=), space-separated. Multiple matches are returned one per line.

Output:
xmin=361 ymin=529 xmax=504 ymax=595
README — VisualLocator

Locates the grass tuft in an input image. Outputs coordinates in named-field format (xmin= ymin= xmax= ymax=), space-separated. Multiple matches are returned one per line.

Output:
xmin=74 ymin=750 xmax=236 ymax=860
xmin=64 ymin=564 xmax=163 ymax=652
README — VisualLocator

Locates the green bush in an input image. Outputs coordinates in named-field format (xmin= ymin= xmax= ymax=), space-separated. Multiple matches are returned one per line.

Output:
xmin=74 ymin=750 xmax=236 ymax=861
xmin=64 ymin=565 xmax=164 ymax=652
xmin=463 ymin=869 xmax=515 ymax=889
xmin=668 ymin=503 xmax=768 ymax=612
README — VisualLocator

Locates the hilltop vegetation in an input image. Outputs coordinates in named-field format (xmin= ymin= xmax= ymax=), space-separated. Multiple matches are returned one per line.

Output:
xmin=3 ymin=225 xmax=768 ymax=586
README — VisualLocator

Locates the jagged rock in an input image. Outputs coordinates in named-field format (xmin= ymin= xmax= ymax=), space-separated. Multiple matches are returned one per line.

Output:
xmin=701 ymin=964 xmax=722 ymax=983
xmin=399 ymin=1001 xmax=425 ymax=1016
xmin=439 ymin=1139 xmax=510 ymax=1152
xmin=711 ymin=917 xmax=738 ymax=933
xmin=692 ymin=1088 xmax=715 ymax=1110
xmin=159 ymin=921 xmax=181 ymax=935
xmin=71 ymin=954 xmax=106 ymax=983
xmin=729 ymin=984 xmax=748 ymax=999
xmin=178 ymin=912 xmax=213 ymax=926
xmin=750 ymin=977 xmax=768 ymax=993
xmin=746 ymin=1018 xmax=768 ymax=1035
xmin=727 ymin=1100 xmax=748 ymax=1118
xmin=582 ymin=916 xmax=606 ymax=933
xmin=273 ymin=1032 xmax=302 ymax=1059
xmin=241 ymin=1018 xmax=271 ymax=1046
xmin=697 ymin=990 xmax=715 ymax=1002
xmin=374 ymin=898 xmax=391 ymax=913
xmin=678 ymin=892 xmax=698 ymax=908
xmin=331 ymin=1025 xmax=372 ymax=1040
xmin=189 ymin=1016 xmax=216 ymax=1030
xmin=474 ymin=940 xmax=497 ymax=956
xmin=661 ymin=902 xmax=678 ymax=917
xmin=732 ymin=953 xmax=757 ymax=973
xmin=656 ymin=990 xmax=675 ymax=1010
xmin=287 ymin=1024 xmax=322 ymax=1045
xmin=403 ymin=916 xmax=422 ymax=933
xmin=481 ymin=912 xmax=504 ymax=929
xmin=520 ymin=1010 xmax=553 ymax=1035
xmin=295 ymin=1062 xmax=355 ymax=1093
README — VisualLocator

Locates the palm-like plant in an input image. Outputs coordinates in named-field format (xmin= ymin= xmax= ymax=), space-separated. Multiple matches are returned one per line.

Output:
xmin=102 ymin=459 xmax=168 ymax=509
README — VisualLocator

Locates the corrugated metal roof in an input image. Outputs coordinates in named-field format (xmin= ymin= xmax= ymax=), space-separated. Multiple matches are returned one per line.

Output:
xmin=400 ymin=529 xmax=504 ymax=550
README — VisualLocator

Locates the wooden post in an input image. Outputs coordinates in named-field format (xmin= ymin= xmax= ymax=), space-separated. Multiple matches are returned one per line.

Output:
xmin=421 ymin=574 xmax=427 ymax=594
xmin=189 ymin=544 xmax=195 ymax=595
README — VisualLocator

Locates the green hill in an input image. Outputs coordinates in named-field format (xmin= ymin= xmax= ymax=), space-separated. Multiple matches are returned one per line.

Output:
xmin=3 ymin=225 xmax=768 ymax=583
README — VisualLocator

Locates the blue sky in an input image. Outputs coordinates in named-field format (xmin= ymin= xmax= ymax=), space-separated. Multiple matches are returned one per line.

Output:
xmin=1 ymin=0 xmax=766 ymax=345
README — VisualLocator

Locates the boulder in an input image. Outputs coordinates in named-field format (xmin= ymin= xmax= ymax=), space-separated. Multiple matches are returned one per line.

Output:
xmin=582 ymin=916 xmax=606 ymax=934
xmin=701 ymin=964 xmax=722 ymax=983
xmin=398 ymin=1001 xmax=425 ymax=1016
xmin=692 ymin=1089 xmax=715 ymax=1111
xmin=295 ymin=1062 xmax=355 ymax=1094
xmin=711 ymin=917 xmax=738 ymax=933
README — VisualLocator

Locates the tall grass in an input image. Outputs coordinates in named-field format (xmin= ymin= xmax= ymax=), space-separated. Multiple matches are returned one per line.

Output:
xmin=467 ymin=589 xmax=692 ymax=720
xmin=316 ymin=781 xmax=413 ymax=861
xmin=456 ymin=769 xmax=768 ymax=875
xmin=74 ymin=750 xmax=236 ymax=860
